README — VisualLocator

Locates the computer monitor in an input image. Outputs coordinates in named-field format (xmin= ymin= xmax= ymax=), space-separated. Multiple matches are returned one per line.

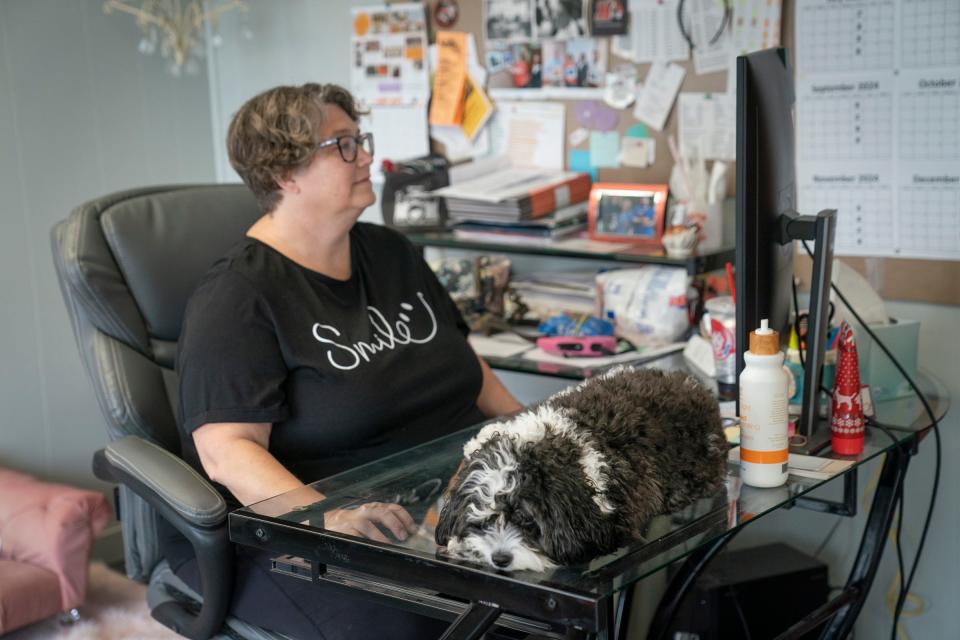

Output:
xmin=735 ymin=48 xmax=837 ymax=449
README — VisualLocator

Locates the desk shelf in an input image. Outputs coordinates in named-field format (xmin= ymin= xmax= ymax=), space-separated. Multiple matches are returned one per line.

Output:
xmin=408 ymin=232 xmax=735 ymax=276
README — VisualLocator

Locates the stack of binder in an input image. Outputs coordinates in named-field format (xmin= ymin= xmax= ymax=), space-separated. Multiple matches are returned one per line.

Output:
xmin=450 ymin=202 xmax=587 ymax=244
xmin=434 ymin=164 xmax=592 ymax=244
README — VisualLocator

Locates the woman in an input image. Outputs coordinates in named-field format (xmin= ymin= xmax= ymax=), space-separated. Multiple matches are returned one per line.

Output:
xmin=164 ymin=83 xmax=523 ymax=639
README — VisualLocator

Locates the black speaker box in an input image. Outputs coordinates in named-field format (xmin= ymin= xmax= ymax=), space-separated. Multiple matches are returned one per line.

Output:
xmin=669 ymin=543 xmax=829 ymax=640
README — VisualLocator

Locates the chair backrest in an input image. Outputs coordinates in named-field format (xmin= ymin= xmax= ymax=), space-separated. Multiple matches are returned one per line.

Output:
xmin=51 ymin=184 xmax=261 ymax=579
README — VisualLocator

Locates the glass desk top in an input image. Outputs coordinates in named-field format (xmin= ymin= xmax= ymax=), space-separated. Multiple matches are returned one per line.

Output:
xmin=480 ymin=343 xmax=688 ymax=380
xmin=230 ymin=368 xmax=948 ymax=608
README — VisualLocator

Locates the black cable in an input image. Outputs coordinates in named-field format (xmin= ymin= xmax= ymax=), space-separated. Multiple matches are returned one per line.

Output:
xmin=798 ymin=239 xmax=940 ymax=636
xmin=727 ymin=585 xmax=753 ymax=640
xmin=676 ymin=0 xmax=731 ymax=50
xmin=892 ymin=481 xmax=906 ymax=640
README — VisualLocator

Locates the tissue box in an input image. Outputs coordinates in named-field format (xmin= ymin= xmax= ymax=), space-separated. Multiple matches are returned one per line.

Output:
xmin=851 ymin=318 xmax=919 ymax=401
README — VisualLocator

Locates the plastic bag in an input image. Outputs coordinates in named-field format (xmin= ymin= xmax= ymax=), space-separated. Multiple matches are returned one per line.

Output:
xmin=596 ymin=267 xmax=691 ymax=346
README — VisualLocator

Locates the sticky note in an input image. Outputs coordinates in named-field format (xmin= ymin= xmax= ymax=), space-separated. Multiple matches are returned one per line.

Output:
xmin=626 ymin=123 xmax=648 ymax=138
xmin=589 ymin=131 xmax=621 ymax=168
xmin=620 ymin=137 xmax=649 ymax=168
xmin=567 ymin=150 xmax=598 ymax=181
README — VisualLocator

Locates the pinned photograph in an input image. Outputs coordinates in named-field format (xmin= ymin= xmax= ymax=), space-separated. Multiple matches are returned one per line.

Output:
xmin=542 ymin=38 xmax=607 ymax=88
xmin=589 ymin=0 xmax=629 ymax=36
xmin=487 ymin=42 xmax=543 ymax=89
xmin=588 ymin=183 xmax=668 ymax=245
xmin=485 ymin=0 xmax=533 ymax=41
xmin=534 ymin=0 xmax=588 ymax=39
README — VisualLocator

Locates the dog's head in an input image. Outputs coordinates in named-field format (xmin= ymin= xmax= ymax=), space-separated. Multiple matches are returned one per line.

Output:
xmin=435 ymin=407 xmax=618 ymax=572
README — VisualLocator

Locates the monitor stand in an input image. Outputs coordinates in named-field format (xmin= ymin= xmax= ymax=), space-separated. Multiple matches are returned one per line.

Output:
xmin=780 ymin=209 xmax=837 ymax=455
xmin=790 ymin=426 xmax=833 ymax=456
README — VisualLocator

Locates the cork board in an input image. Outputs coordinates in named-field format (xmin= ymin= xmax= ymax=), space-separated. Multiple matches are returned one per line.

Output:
xmin=425 ymin=0 xmax=744 ymax=196
xmin=423 ymin=0 xmax=959 ymax=305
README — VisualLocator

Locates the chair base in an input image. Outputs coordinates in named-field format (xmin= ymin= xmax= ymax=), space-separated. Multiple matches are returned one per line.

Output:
xmin=148 ymin=560 xmax=293 ymax=640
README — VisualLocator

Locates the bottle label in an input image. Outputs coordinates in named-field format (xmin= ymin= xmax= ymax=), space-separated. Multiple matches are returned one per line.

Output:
xmin=739 ymin=447 xmax=788 ymax=464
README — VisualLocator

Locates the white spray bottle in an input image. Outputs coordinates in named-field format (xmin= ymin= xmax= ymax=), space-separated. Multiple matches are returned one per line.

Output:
xmin=739 ymin=319 xmax=790 ymax=488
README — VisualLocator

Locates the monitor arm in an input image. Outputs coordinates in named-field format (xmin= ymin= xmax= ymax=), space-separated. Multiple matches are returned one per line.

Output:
xmin=778 ymin=209 xmax=837 ymax=443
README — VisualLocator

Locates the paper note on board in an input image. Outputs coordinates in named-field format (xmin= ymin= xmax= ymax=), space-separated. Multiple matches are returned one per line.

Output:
xmin=678 ymin=93 xmax=735 ymax=160
xmin=687 ymin=0 xmax=732 ymax=75
xmin=633 ymin=62 xmax=686 ymax=131
xmin=461 ymin=73 xmax=495 ymax=140
xmin=590 ymin=131 xmax=621 ymax=168
xmin=429 ymin=31 xmax=468 ymax=125
xmin=489 ymin=101 xmax=566 ymax=170
xmin=620 ymin=137 xmax=656 ymax=168
xmin=612 ymin=0 xmax=689 ymax=63
xmin=567 ymin=149 xmax=598 ymax=181
xmin=350 ymin=3 xmax=430 ymax=106
xmin=361 ymin=105 xmax=429 ymax=182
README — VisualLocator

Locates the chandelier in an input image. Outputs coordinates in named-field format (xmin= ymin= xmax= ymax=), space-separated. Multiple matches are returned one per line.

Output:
xmin=103 ymin=0 xmax=249 ymax=76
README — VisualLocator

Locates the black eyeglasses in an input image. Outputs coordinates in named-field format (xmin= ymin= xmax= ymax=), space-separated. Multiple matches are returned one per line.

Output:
xmin=315 ymin=132 xmax=374 ymax=163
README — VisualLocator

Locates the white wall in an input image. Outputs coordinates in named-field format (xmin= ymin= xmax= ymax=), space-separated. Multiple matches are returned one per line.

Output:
xmin=0 ymin=0 xmax=215 ymax=485
xmin=206 ymin=0 xmax=386 ymax=223
xmin=206 ymin=0 xmax=358 ymax=180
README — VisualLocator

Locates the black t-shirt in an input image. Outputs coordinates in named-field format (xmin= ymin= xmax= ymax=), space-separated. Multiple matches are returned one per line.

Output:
xmin=163 ymin=223 xmax=485 ymax=568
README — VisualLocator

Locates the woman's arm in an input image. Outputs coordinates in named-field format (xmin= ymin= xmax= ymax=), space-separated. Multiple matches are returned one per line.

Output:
xmin=193 ymin=422 xmax=416 ymax=542
xmin=193 ymin=422 xmax=301 ymax=506
xmin=474 ymin=354 xmax=523 ymax=418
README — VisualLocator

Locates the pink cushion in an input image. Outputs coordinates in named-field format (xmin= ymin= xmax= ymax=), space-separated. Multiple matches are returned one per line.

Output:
xmin=0 ymin=559 xmax=62 ymax=634
xmin=0 ymin=468 xmax=112 ymax=611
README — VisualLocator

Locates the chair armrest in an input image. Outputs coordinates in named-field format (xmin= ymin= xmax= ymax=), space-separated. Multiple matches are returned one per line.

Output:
xmin=93 ymin=436 xmax=233 ymax=640
xmin=97 ymin=436 xmax=225 ymax=527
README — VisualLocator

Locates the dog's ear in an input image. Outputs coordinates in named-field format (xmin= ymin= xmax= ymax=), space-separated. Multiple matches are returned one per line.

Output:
xmin=435 ymin=461 xmax=471 ymax=546
xmin=515 ymin=448 xmax=619 ymax=566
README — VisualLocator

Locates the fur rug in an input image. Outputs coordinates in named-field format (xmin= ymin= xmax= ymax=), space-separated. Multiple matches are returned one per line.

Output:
xmin=9 ymin=563 xmax=179 ymax=640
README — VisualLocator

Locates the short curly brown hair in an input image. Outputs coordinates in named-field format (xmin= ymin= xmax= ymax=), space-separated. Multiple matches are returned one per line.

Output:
xmin=226 ymin=83 xmax=366 ymax=213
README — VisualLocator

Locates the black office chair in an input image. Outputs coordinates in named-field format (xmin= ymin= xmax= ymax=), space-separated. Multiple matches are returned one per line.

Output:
xmin=51 ymin=184 xmax=288 ymax=640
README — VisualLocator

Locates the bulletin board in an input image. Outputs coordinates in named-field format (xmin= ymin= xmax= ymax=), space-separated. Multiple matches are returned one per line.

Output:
xmin=421 ymin=0 xmax=960 ymax=305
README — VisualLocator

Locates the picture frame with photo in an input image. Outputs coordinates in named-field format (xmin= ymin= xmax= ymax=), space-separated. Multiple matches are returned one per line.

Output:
xmin=485 ymin=0 xmax=533 ymax=41
xmin=588 ymin=183 xmax=668 ymax=244
xmin=588 ymin=0 xmax=628 ymax=36
xmin=534 ymin=0 xmax=589 ymax=39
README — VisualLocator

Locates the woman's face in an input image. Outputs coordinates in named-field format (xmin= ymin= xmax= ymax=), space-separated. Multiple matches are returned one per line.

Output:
xmin=289 ymin=104 xmax=375 ymax=219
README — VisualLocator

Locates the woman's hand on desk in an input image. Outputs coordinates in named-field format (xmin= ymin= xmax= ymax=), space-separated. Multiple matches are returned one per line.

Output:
xmin=324 ymin=502 xmax=419 ymax=543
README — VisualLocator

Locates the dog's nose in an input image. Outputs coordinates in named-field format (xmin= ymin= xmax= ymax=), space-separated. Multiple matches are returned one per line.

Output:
xmin=491 ymin=551 xmax=512 ymax=568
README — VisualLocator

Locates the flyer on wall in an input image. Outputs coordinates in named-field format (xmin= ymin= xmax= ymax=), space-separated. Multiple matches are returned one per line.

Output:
xmin=350 ymin=3 xmax=430 ymax=106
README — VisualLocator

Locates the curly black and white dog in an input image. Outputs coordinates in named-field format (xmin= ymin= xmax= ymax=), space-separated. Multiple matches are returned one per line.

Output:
xmin=435 ymin=366 xmax=728 ymax=572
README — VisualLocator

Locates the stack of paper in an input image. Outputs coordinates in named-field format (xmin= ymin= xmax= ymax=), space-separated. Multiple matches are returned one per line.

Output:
xmin=509 ymin=271 xmax=598 ymax=317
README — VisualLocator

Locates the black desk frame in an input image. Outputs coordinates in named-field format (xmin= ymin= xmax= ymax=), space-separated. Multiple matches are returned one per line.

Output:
xmin=230 ymin=425 xmax=927 ymax=640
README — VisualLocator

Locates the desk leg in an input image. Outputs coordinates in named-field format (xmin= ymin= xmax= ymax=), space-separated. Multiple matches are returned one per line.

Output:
xmin=816 ymin=443 xmax=911 ymax=639
xmin=612 ymin=587 xmax=633 ymax=640
xmin=644 ymin=528 xmax=741 ymax=640
xmin=438 ymin=601 xmax=501 ymax=640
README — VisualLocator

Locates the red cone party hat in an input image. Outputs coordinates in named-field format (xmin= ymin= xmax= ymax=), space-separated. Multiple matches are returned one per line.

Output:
xmin=831 ymin=321 xmax=865 ymax=455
